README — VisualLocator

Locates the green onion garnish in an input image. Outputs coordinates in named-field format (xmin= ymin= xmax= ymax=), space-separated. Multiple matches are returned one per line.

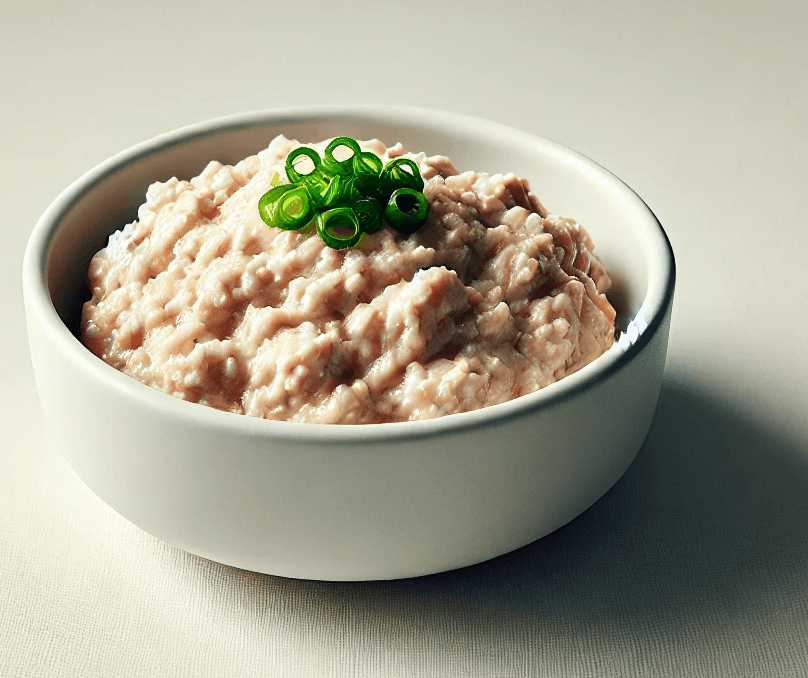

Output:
xmin=380 ymin=157 xmax=424 ymax=193
xmin=316 ymin=208 xmax=363 ymax=249
xmin=385 ymin=188 xmax=429 ymax=234
xmin=258 ymin=184 xmax=313 ymax=231
xmin=285 ymin=147 xmax=322 ymax=183
xmin=323 ymin=136 xmax=362 ymax=176
xmin=352 ymin=151 xmax=384 ymax=177
xmin=353 ymin=198 xmax=384 ymax=234
xmin=258 ymin=136 xmax=429 ymax=248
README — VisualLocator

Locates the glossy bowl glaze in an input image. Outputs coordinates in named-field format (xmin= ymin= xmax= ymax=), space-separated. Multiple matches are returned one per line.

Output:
xmin=23 ymin=107 xmax=675 ymax=580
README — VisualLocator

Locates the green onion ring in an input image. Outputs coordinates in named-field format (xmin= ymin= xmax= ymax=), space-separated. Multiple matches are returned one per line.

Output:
xmin=380 ymin=158 xmax=424 ymax=193
xmin=321 ymin=174 xmax=364 ymax=209
xmin=323 ymin=136 xmax=362 ymax=175
xmin=258 ymin=184 xmax=313 ymax=231
xmin=384 ymin=188 xmax=428 ymax=234
xmin=352 ymin=173 xmax=384 ymax=200
xmin=352 ymin=150 xmax=384 ymax=177
xmin=303 ymin=171 xmax=336 ymax=209
xmin=353 ymin=198 xmax=384 ymax=234
xmin=316 ymin=207 xmax=364 ymax=249
xmin=285 ymin=146 xmax=322 ymax=183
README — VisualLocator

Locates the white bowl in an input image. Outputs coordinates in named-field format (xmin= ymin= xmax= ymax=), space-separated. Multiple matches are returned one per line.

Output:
xmin=23 ymin=107 xmax=675 ymax=580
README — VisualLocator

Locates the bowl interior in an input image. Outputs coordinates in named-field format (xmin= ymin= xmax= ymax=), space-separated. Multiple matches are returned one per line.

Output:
xmin=42 ymin=109 xmax=663 ymax=367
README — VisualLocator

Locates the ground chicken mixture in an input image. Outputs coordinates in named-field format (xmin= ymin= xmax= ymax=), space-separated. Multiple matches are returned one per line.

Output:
xmin=81 ymin=136 xmax=616 ymax=423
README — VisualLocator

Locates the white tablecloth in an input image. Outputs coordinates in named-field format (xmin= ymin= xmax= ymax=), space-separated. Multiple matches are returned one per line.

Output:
xmin=3 ymin=1 xmax=807 ymax=675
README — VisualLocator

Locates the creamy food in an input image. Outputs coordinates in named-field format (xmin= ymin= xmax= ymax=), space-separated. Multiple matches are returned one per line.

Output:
xmin=81 ymin=136 xmax=616 ymax=423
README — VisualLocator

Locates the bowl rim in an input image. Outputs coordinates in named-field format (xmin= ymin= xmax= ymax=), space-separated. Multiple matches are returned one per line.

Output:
xmin=23 ymin=105 xmax=676 ymax=444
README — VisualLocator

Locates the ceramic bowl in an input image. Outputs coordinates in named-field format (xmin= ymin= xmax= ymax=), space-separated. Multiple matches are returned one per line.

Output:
xmin=23 ymin=106 xmax=675 ymax=580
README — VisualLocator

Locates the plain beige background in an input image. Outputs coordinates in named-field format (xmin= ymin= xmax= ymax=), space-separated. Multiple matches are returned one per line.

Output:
xmin=2 ymin=0 xmax=807 ymax=676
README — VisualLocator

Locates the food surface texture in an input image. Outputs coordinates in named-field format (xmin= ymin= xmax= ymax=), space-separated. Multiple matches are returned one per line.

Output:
xmin=82 ymin=136 xmax=616 ymax=423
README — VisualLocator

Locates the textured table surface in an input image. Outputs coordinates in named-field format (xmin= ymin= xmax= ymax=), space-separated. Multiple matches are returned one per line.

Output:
xmin=2 ymin=1 xmax=807 ymax=676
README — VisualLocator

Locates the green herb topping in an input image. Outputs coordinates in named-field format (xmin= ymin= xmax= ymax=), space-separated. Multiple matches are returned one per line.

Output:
xmin=258 ymin=136 xmax=429 ymax=249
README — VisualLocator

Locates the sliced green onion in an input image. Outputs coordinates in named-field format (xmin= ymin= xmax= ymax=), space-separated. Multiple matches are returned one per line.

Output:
xmin=380 ymin=158 xmax=424 ymax=193
xmin=259 ymin=138 xmax=430 ymax=249
xmin=316 ymin=208 xmax=364 ymax=249
xmin=303 ymin=171 xmax=335 ymax=209
xmin=352 ymin=150 xmax=384 ymax=177
xmin=384 ymin=188 xmax=428 ymax=234
xmin=258 ymin=184 xmax=313 ymax=231
xmin=321 ymin=174 xmax=365 ymax=209
xmin=353 ymin=198 xmax=384 ymax=234
xmin=285 ymin=146 xmax=322 ymax=183
xmin=352 ymin=173 xmax=384 ymax=200
xmin=323 ymin=136 xmax=362 ymax=175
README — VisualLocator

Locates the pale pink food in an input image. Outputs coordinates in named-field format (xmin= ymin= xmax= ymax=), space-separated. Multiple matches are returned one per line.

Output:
xmin=81 ymin=136 xmax=617 ymax=424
